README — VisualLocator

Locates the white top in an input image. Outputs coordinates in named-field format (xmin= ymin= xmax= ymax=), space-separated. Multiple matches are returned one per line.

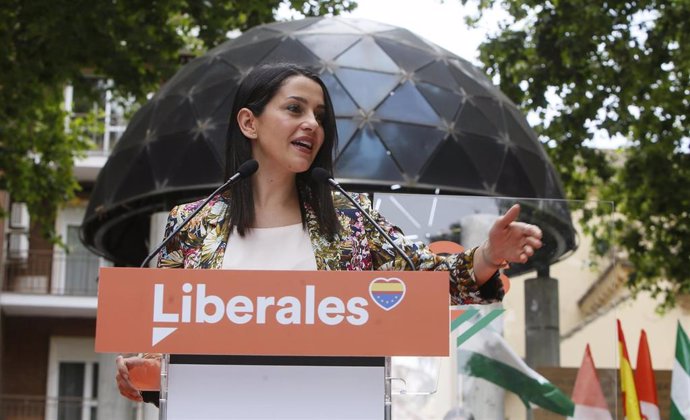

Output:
xmin=221 ymin=223 xmax=318 ymax=270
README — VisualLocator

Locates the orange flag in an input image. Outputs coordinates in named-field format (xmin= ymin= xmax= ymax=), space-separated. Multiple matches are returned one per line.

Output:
xmin=618 ymin=319 xmax=642 ymax=420
xmin=635 ymin=330 xmax=660 ymax=420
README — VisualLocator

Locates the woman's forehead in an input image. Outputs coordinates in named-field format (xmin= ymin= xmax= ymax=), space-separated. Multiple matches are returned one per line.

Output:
xmin=275 ymin=75 xmax=325 ymax=104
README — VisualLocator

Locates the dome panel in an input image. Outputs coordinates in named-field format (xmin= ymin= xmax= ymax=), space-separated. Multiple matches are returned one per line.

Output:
xmin=494 ymin=150 xmax=538 ymax=197
xmin=472 ymin=97 xmax=506 ymax=135
xmin=373 ymin=122 xmax=445 ymax=179
xmin=376 ymin=37 xmax=435 ymax=72
xmin=334 ymin=68 xmax=401 ymax=111
xmin=415 ymin=60 xmax=459 ymax=91
xmin=113 ymin=101 xmax=155 ymax=151
xmin=167 ymin=137 xmax=224 ymax=188
xmin=456 ymin=134 xmax=507 ymax=190
xmin=455 ymin=100 xmax=500 ymax=139
xmin=504 ymin=107 xmax=545 ymax=156
xmin=416 ymin=82 xmax=465 ymax=123
xmin=448 ymin=65 xmax=492 ymax=97
xmin=376 ymin=81 xmax=441 ymax=126
xmin=376 ymin=28 xmax=437 ymax=51
xmin=157 ymin=56 xmax=213 ymax=97
xmin=193 ymin=59 xmax=241 ymax=93
xmin=339 ymin=18 xmax=396 ymax=33
xmin=335 ymin=37 xmax=399 ymax=73
xmin=514 ymin=148 xmax=549 ymax=196
xmin=217 ymin=38 xmax=283 ymax=68
xmin=191 ymin=118 xmax=229 ymax=162
xmin=320 ymin=72 xmax=359 ymax=116
xmin=218 ymin=27 xmax=281 ymax=51
xmin=335 ymin=118 xmax=359 ymax=154
xmin=299 ymin=18 xmax=364 ymax=34
xmin=417 ymin=137 xmax=484 ymax=192
xmin=112 ymin=148 xmax=157 ymax=204
xmin=260 ymin=37 xmax=319 ymax=65
xmin=335 ymin=126 xmax=404 ymax=182
xmin=149 ymin=97 xmax=198 ymax=138
xmin=146 ymin=134 xmax=193 ymax=188
xmin=191 ymin=84 xmax=236 ymax=122
xmin=298 ymin=34 xmax=360 ymax=61
xmin=268 ymin=18 xmax=319 ymax=34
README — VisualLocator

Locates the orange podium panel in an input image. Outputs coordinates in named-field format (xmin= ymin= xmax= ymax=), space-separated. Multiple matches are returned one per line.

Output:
xmin=95 ymin=267 xmax=449 ymax=357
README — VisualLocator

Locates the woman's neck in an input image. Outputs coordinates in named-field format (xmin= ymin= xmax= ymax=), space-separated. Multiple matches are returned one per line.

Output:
xmin=251 ymin=169 xmax=302 ymax=228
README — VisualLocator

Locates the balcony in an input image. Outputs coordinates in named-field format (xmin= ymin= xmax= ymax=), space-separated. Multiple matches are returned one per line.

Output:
xmin=0 ymin=394 xmax=99 ymax=420
xmin=69 ymin=83 xmax=128 ymax=182
xmin=1 ymin=251 xmax=101 ymax=317
xmin=2 ymin=250 xmax=100 ymax=296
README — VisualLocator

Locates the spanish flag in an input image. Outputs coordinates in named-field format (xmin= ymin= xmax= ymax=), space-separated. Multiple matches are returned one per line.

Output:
xmin=618 ymin=319 xmax=642 ymax=420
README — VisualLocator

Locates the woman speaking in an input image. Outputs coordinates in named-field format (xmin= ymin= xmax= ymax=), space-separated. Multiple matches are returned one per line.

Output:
xmin=115 ymin=63 xmax=543 ymax=402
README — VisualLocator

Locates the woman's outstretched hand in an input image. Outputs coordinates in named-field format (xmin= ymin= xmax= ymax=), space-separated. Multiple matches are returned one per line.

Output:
xmin=474 ymin=204 xmax=543 ymax=283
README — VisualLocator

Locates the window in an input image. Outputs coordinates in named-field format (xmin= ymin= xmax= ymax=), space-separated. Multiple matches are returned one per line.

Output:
xmin=57 ymin=362 xmax=98 ymax=420
xmin=64 ymin=77 xmax=130 ymax=155
xmin=47 ymin=337 xmax=99 ymax=420
xmin=52 ymin=207 xmax=108 ymax=296
xmin=64 ymin=225 xmax=100 ymax=296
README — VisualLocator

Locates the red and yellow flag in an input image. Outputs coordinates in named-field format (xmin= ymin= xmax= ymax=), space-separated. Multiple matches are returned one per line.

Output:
xmin=618 ymin=319 xmax=642 ymax=420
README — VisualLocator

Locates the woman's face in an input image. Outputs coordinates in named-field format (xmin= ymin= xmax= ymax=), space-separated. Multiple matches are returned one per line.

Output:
xmin=241 ymin=75 xmax=326 ymax=176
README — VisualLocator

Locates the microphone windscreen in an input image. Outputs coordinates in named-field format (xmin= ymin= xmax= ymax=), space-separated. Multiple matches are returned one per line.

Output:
xmin=237 ymin=159 xmax=259 ymax=178
xmin=310 ymin=167 xmax=332 ymax=184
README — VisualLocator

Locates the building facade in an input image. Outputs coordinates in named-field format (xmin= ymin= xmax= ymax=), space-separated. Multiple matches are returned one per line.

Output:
xmin=0 ymin=82 xmax=155 ymax=420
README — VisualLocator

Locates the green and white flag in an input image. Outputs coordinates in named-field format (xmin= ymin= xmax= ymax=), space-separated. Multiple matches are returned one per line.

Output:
xmin=671 ymin=322 xmax=690 ymax=420
xmin=457 ymin=325 xmax=574 ymax=416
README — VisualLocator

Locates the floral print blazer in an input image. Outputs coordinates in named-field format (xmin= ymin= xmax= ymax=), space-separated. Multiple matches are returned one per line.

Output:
xmin=157 ymin=193 xmax=503 ymax=305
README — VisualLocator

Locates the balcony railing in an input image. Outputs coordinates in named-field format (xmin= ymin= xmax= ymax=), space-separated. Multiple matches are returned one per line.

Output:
xmin=2 ymin=250 xmax=102 ymax=297
xmin=0 ymin=394 xmax=98 ymax=420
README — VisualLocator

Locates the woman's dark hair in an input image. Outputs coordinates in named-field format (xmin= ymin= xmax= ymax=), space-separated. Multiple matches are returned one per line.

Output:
xmin=224 ymin=63 xmax=340 ymax=239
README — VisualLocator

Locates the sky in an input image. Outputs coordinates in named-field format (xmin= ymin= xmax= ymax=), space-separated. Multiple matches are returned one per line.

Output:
xmin=280 ymin=0 xmax=508 ymax=65
xmin=340 ymin=0 xmax=501 ymax=65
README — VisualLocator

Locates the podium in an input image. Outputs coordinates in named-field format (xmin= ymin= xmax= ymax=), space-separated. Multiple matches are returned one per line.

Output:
xmin=96 ymin=267 xmax=449 ymax=419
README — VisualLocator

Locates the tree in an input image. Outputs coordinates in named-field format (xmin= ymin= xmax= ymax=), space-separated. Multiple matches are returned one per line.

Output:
xmin=461 ymin=0 xmax=690 ymax=309
xmin=0 ymin=0 xmax=356 ymax=242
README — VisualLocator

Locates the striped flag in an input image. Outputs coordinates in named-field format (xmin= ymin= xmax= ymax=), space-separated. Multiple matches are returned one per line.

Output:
xmin=618 ymin=319 xmax=642 ymax=420
xmin=456 ymin=317 xmax=574 ymax=416
xmin=568 ymin=344 xmax=612 ymax=419
xmin=635 ymin=330 xmax=660 ymax=420
xmin=671 ymin=322 xmax=690 ymax=420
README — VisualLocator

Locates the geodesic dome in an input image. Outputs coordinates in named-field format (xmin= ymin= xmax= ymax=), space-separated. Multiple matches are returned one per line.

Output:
xmin=82 ymin=16 xmax=573 ymax=267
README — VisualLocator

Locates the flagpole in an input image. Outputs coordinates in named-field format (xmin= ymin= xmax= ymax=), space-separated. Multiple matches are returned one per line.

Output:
xmin=385 ymin=357 xmax=392 ymax=420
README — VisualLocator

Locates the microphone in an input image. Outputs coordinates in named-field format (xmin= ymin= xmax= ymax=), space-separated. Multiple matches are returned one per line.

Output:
xmin=311 ymin=167 xmax=416 ymax=271
xmin=140 ymin=159 xmax=259 ymax=268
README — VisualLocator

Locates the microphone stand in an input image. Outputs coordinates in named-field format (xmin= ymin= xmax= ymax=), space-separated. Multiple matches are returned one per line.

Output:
xmin=136 ymin=160 xmax=257 ymax=412
xmin=311 ymin=168 xmax=416 ymax=420
xmin=140 ymin=160 xmax=258 ymax=268
xmin=312 ymin=169 xmax=416 ymax=271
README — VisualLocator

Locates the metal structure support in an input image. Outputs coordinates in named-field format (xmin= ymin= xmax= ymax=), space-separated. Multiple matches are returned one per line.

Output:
xmin=524 ymin=267 xmax=560 ymax=420
xmin=524 ymin=267 xmax=560 ymax=367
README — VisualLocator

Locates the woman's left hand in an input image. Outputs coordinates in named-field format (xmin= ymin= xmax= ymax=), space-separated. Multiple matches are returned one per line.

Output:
xmin=474 ymin=204 xmax=542 ymax=282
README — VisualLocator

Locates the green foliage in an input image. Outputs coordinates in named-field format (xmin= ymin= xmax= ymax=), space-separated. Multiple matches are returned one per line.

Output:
xmin=0 ymin=0 xmax=356 ymax=243
xmin=462 ymin=0 xmax=690 ymax=309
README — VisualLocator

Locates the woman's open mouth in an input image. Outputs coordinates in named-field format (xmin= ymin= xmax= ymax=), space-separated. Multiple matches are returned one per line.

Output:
xmin=291 ymin=138 xmax=314 ymax=152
